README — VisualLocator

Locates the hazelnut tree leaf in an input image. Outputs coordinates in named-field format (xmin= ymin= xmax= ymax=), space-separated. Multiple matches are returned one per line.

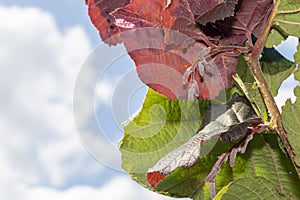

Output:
xmin=282 ymin=68 xmax=300 ymax=166
xmin=120 ymin=90 xmax=300 ymax=199
xmin=87 ymin=0 xmax=274 ymax=100
xmin=214 ymin=177 xmax=285 ymax=200
xmin=266 ymin=0 xmax=300 ymax=47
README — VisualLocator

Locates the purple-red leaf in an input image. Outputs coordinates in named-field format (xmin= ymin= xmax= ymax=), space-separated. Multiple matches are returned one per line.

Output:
xmin=112 ymin=0 xmax=168 ymax=30
xmin=85 ymin=0 xmax=130 ymax=45
xmin=111 ymin=0 xmax=238 ymax=99
xmin=86 ymin=0 xmax=273 ymax=100
xmin=160 ymin=0 xmax=213 ymax=45
xmin=216 ymin=0 xmax=274 ymax=46
xmin=188 ymin=0 xmax=239 ymax=25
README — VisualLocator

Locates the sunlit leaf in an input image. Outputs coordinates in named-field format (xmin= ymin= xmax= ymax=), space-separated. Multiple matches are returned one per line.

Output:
xmin=275 ymin=0 xmax=300 ymax=38
xmin=85 ymin=0 xmax=129 ymax=45
xmin=233 ymin=47 xmax=295 ymax=119
xmin=282 ymin=85 xmax=300 ymax=166
xmin=260 ymin=48 xmax=296 ymax=97
xmin=111 ymin=0 xmax=240 ymax=100
xmin=266 ymin=0 xmax=300 ymax=47
xmin=85 ymin=1 xmax=300 ymax=199
xmin=234 ymin=56 xmax=267 ymax=116
xmin=87 ymin=0 xmax=274 ymax=100
xmin=214 ymin=177 xmax=285 ymax=200
xmin=121 ymin=90 xmax=300 ymax=199
xmin=121 ymin=89 xmax=208 ymax=173
xmin=265 ymin=27 xmax=287 ymax=48
xmin=294 ymin=41 xmax=300 ymax=65
xmin=146 ymin=94 xmax=261 ymax=187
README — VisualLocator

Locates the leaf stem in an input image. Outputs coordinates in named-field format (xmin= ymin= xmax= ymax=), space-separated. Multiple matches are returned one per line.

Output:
xmin=245 ymin=0 xmax=300 ymax=178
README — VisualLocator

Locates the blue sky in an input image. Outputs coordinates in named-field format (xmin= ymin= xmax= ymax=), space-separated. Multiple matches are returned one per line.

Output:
xmin=0 ymin=1 xmax=173 ymax=199
xmin=0 ymin=1 xmax=298 ymax=200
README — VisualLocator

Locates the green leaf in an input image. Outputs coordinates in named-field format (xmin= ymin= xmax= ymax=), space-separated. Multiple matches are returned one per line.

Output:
xmin=214 ymin=177 xmax=285 ymax=200
xmin=121 ymin=89 xmax=231 ymax=199
xmin=260 ymin=48 xmax=296 ymax=96
xmin=234 ymin=56 xmax=267 ymax=117
xmin=230 ymin=134 xmax=300 ymax=199
xmin=294 ymin=67 xmax=300 ymax=81
xmin=282 ymin=85 xmax=300 ymax=166
xmin=234 ymin=48 xmax=295 ymax=116
xmin=294 ymin=41 xmax=300 ymax=65
xmin=275 ymin=0 xmax=300 ymax=37
xmin=266 ymin=0 xmax=300 ymax=47
xmin=266 ymin=27 xmax=287 ymax=48
xmin=120 ymin=89 xmax=300 ymax=199
xmin=120 ymin=88 xmax=209 ymax=179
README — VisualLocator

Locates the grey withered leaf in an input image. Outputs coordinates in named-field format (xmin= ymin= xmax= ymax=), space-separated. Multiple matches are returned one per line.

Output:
xmin=146 ymin=93 xmax=263 ymax=187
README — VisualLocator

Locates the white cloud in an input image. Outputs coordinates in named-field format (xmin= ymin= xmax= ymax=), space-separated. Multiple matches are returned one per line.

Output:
xmin=0 ymin=5 xmax=182 ymax=200
xmin=275 ymin=36 xmax=298 ymax=62
xmin=275 ymin=75 xmax=298 ymax=110
xmin=96 ymin=77 xmax=119 ymax=106
xmin=0 ymin=4 xmax=99 ymax=192
xmin=6 ymin=4 xmax=298 ymax=200
xmin=274 ymin=36 xmax=299 ymax=110
xmin=27 ymin=176 xmax=177 ymax=200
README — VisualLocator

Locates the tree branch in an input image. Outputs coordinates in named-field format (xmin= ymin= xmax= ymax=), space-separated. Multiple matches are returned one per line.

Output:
xmin=245 ymin=0 xmax=300 ymax=178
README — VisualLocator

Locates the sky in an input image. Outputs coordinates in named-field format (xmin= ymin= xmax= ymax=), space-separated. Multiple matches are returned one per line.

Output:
xmin=0 ymin=1 xmax=298 ymax=200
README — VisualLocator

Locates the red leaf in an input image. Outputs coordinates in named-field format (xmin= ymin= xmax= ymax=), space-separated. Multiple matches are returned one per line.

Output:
xmin=216 ymin=0 xmax=274 ymax=46
xmin=188 ymin=0 xmax=239 ymax=25
xmin=160 ymin=0 xmax=213 ymax=46
xmin=85 ymin=0 xmax=130 ymax=45
xmin=86 ymin=0 xmax=273 ymax=100
xmin=160 ymin=0 xmax=194 ymax=28
xmin=112 ymin=0 xmax=168 ymax=29
xmin=111 ymin=0 xmax=237 ymax=99
xmin=120 ymin=29 xmax=230 ymax=99
xmin=146 ymin=172 xmax=166 ymax=187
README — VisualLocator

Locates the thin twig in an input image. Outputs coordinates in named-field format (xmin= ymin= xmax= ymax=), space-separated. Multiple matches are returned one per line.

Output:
xmin=245 ymin=0 xmax=300 ymax=178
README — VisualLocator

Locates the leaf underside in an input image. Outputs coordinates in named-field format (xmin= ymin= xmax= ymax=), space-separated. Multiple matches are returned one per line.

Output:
xmin=87 ymin=0 xmax=274 ymax=100
xmin=85 ymin=0 xmax=300 ymax=199
xmin=146 ymin=93 xmax=261 ymax=187
xmin=85 ymin=0 xmax=130 ymax=45
xmin=121 ymin=90 xmax=300 ymax=200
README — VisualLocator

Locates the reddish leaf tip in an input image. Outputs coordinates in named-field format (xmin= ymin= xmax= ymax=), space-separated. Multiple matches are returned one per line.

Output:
xmin=146 ymin=171 xmax=166 ymax=187
xmin=248 ymin=120 xmax=269 ymax=133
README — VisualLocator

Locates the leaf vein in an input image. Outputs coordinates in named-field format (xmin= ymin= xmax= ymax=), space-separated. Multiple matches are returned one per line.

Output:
xmin=261 ymin=135 xmax=283 ymax=192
